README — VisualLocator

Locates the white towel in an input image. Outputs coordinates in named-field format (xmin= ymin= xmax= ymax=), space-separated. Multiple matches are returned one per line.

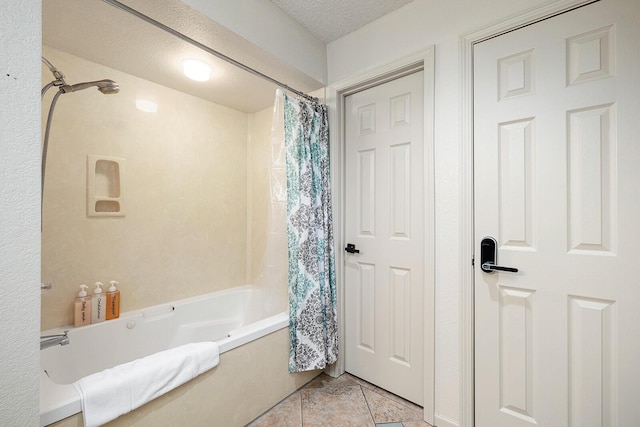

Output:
xmin=74 ymin=341 xmax=220 ymax=427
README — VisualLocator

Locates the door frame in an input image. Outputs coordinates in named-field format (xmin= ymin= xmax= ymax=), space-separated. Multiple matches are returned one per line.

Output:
xmin=460 ymin=1 xmax=599 ymax=426
xmin=326 ymin=46 xmax=435 ymax=423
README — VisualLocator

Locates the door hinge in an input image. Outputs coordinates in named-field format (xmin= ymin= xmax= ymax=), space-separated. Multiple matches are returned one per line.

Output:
xmin=472 ymin=257 xmax=475 ymax=267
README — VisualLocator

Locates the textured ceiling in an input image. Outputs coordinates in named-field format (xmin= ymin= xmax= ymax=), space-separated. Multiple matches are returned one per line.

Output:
xmin=270 ymin=0 xmax=415 ymax=43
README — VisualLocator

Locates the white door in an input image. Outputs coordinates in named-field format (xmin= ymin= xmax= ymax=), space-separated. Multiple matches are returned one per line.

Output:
xmin=344 ymin=71 xmax=424 ymax=405
xmin=474 ymin=0 xmax=640 ymax=425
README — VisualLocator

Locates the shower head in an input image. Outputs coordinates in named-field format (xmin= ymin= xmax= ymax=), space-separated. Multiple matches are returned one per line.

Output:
xmin=62 ymin=79 xmax=120 ymax=95
xmin=42 ymin=57 xmax=119 ymax=96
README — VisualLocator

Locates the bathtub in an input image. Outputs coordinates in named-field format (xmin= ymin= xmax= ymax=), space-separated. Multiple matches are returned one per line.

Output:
xmin=40 ymin=285 xmax=294 ymax=426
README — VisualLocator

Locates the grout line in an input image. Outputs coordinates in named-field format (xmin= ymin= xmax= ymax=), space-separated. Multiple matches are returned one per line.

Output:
xmin=300 ymin=389 xmax=304 ymax=427
xmin=359 ymin=384 xmax=377 ymax=426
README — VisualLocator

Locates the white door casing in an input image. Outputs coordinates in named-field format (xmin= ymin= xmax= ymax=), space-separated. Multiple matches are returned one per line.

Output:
xmin=474 ymin=0 xmax=640 ymax=425
xmin=344 ymin=71 xmax=425 ymax=405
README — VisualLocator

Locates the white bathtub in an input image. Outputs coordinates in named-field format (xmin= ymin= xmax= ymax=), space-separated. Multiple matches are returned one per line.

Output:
xmin=40 ymin=285 xmax=289 ymax=426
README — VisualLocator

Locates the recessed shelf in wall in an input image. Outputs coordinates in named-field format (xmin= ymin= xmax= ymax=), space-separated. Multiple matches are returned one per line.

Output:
xmin=87 ymin=155 xmax=125 ymax=217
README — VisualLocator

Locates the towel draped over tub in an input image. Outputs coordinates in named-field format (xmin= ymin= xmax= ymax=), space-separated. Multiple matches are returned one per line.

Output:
xmin=74 ymin=341 xmax=220 ymax=427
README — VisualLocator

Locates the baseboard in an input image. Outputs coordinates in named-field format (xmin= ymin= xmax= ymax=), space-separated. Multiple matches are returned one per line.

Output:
xmin=434 ymin=414 xmax=459 ymax=427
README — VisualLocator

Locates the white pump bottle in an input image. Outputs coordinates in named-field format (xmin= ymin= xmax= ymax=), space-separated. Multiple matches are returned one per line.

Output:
xmin=91 ymin=282 xmax=106 ymax=323
xmin=74 ymin=284 xmax=92 ymax=327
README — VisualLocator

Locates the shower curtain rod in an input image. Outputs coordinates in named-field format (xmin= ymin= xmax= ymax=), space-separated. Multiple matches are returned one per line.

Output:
xmin=101 ymin=0 xmax=319 ymax=103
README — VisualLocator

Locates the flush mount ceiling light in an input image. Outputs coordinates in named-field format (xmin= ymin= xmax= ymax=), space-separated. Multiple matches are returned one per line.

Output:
xmin=182 ymin=59 xmax=212 ymax=82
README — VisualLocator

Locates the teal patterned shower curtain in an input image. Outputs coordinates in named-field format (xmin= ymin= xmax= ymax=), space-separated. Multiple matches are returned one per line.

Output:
xmin=284 ymin=94 xmax=338 ymax=373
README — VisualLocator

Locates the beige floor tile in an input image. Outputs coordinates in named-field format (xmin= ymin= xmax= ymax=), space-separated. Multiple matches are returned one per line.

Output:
xmin=303 ymin=373 xmax=361 ymax=394
xmin=301 ymin=385 xmax=374 ymax=427
xmin=246 ymin=392 xmax=302 ymax=427
xmin=371 ymin=386 xmax=423 ymax=413
xmin=342 ymin=373 xmax=377 ymax=391
xmin=251 ymin=373 xmax=431 ymax=427
xmin=361 ymin=388 xmax=423 ymax=423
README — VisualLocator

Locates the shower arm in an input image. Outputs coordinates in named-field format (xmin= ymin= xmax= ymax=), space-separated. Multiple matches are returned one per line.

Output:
xmin=41 ymin=56 xmax=66 ymax=82
xmin=41 ymin=57 xmax=68 ymax=98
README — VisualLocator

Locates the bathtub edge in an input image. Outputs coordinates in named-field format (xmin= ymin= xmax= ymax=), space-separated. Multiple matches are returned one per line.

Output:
xmin=40 ymin=370 xmax=81 ymax=427
xmin=219 ymin=312 xmax=289 ymax=354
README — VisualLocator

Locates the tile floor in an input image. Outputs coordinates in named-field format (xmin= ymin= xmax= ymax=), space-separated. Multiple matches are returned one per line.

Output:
xmin=246 ymin=373 xmax=432 ymax=427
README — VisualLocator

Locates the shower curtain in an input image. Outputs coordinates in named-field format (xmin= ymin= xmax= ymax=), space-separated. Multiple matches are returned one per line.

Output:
xmin=251 ymin=90 xmax=289 ymax=317
xmin=284 ymin=93 xmax=338 ymax=373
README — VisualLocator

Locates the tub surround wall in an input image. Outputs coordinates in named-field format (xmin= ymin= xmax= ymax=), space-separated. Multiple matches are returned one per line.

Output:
xmin=41 ymin=46 xmax=249 ymax=329
xmin=247 ymin=106 xmax=273 ymax=286
xmin=49 ymin=328 xmax=319 ymax=427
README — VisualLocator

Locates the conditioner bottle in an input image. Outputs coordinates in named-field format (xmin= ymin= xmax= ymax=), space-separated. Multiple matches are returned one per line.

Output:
xmin=91 ymin=282 xmax=106 ymax=323
xmin=74 ymin=284 xmax=92 ymax=327
xmin=106 ymin=280 xmax=120 ymax=320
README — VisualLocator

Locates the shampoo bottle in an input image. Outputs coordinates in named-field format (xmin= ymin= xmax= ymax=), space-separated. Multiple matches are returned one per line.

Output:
xmin=74 ymin=284 xmax=92 ymax=327
xmin=106 ymin=280 xmax=120 ymax=320
xmin=91 ymin=282 xmax=106 ymax=323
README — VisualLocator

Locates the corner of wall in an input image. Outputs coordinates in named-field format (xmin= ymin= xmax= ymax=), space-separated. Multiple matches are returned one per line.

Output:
xmin=246 ymin=113 xmax=254 ymax=283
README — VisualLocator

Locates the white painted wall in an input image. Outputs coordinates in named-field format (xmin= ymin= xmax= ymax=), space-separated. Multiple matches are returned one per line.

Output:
xmin=0 ymin=0 xmax=41 ymax=425
xmin=180 ymin=0 xmax=328 ymax=84
xmin=326 ymin=1 xmax=557 ymax=425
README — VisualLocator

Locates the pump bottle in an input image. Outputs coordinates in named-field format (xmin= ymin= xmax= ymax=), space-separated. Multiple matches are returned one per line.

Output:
xmin=91 ymin=282 xmax=106 ymax=323
xmin=74 ymin=284 xmax=92 ymax=327
xmin=106 ymin=280 xmax=121 ymax=320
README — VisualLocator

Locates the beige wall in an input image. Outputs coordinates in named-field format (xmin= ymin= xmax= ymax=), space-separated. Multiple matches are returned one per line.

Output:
xmin=41 ymin=46 xmax=250 ymax=329
xmin=247 ymin=107 xmax=273 ymax=284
